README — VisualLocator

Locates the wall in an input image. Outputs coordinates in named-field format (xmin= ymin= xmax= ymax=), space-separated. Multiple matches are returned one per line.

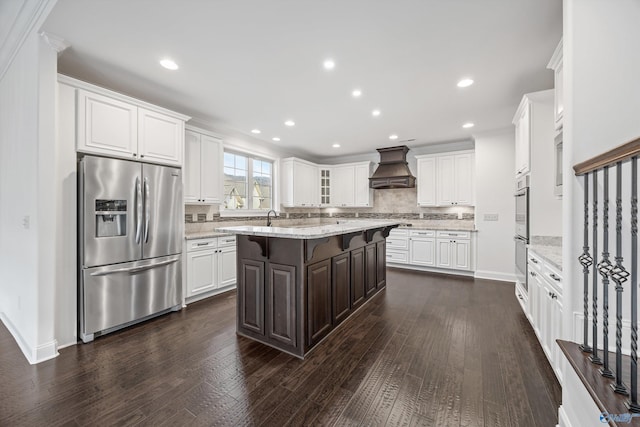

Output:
xmin=474 ymin=129 xmax=517 ymax=282
xmin=0 ymin=31 xmax=58 ymax=363
xmin=563 ymin=0 xmax=640 ymax=344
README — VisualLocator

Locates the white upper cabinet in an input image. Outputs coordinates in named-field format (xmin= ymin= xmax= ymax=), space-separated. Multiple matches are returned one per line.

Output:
xmin=282 ymin=159 xmax=371 ymax=208
xmin=77 ymin=89 xmax=138 ymax=158
xmin=184 ymin=129 xmax=223 ymax=204
xmin=547 ymin=39 xmax=564 ymax=131
xmin=353 ymin=163 xmax=372 ymax=207
xmin=417 ymin=151 xmax=474 ymax=207
xmin=281 ymin=158 xmax=320 ymax=207
xmin=416 ymin=157 xmax=436 ymax=206
xmin=69 ymin=76 xmax=189 ymax=166
xmin=513 ymin=98 xmax=531 ymax=177
xmin=138 ymin=108 xmax=184 ymax=165
xmin=331 ymin=165 xmax=355 ymax=207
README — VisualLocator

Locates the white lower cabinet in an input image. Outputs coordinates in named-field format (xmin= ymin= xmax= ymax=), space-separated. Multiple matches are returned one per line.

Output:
xmin=387 ymin=229 xmax=473 ymax=273
xmin=185 ymin=236 xmax=237 ymax=303
xmin=408 ymin=230 xmax=435 ymax=267
xmin=526 ymin=250 xmax=563 ymax=384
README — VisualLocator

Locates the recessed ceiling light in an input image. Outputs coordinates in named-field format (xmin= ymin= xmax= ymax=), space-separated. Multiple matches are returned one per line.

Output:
xmin=372 ymin=109 xmax=381 ymax=117
xmin=251 ymin=129 xmax=261 ymax=134
xmin=332 ymin=143 xmax=341 ymax=148
xmin=457 ymin=78 xmax=474 ymax=88
xmin=159 ymin=58 xmax=179 ymax=70
xmin=462 ymin=122 xmax=475 ymax=128
xmin=323 ymin=59 xmax=335 ymax=70
xmin=389 ymin=134 xmax=398 ymax=140
xmin=352 ymin=89 xmax=362 ymax=98
xmin=284 ymin=120 xmax=295 ymax=127
xmin=272 ymin=137 xmax=281 ymax=142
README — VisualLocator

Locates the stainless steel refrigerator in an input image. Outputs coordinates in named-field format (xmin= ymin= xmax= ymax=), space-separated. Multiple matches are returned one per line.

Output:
xmin=79 ymin=155 xmax=183 ymax=343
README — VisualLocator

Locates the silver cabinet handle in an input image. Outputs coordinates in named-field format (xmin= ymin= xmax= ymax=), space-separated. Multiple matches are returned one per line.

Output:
xmin=530 ymin=258 xmax=538 ymax=264
xmin=530 ymin=271 xmax=536 ymax=277
xmin=196 ymin=242 xmax=209 ymax=246
xmin=135 ymin=177 xmax=142 ymax=244
xmin=549 ymin=273 xmax=561 ymax=282
xmin=144 ymin=177 xmax=150 ymax=243
xmin=549 ymin=292 xmax=558 ymax=299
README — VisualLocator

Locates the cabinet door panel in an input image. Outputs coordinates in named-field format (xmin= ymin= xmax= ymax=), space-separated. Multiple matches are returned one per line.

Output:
xmin=436 ymin=239 xmax=452 ymax=268
xmin=437 ymin=156 xmax=455 ymax=205
xmin=453 ymin=240 xmax=471 ymax=270
xmin=409 ymin=238 xmax=435 ymax=266
xmin=184 ymin=131 xmax=201 ymax=203
xmin=268 ymin=264 xmax=296 ymax=347
xmin=138 ymin=108 xmax=183 ymax=166
xmin=218 ymin=246 xmax=237 ymax=288
xmin=239 ymin=259 xmax=265 ymax=335
xmin=454 ymin=154 xmax=474 ymax=205
xmin=354 ymin=164 xmax=371 ymax=207
xmin=417 ymin=157 xmax=437 ymax=206
xmin=200 ymin=135 xmax=223 ymax=203
xmin=332 ymin=253 xmax=351 ymax=325
xmin=376 ymin=241 xmax=386 ymax=289
xmin=351 ymin=247 xmax=366 ymax=308
xmin=365 ymin=244 xmax=377 ymax=297
xmin=78 ymin=89 xmax=137 ymax=158
xmin=332 ymin=166 xmax=355 ymax=207
xmin=307 ymin=259 xmax=332 ymax=346
xmin=186 ymin=249 xmax=216 ymax=295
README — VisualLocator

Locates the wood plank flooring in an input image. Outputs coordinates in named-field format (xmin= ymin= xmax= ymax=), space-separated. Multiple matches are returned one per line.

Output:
xmin=0 ymin=269 xmax=561 ymax=426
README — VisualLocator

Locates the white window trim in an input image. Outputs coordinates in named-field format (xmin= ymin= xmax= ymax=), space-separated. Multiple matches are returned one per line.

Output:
xmin=220 ymin=145 xmax=279 ymax=217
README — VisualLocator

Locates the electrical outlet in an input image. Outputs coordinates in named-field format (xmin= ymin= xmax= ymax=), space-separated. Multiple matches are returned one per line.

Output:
xmin=419 ymin=212 xmax=424 ymax=219
xmin=484 ymin=213 xmax=499 ymax=221
xmin=22 ymin=215 xmax=30 ymax=229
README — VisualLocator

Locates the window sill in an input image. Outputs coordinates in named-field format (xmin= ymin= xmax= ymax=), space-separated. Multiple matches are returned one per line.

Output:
xmin=219 ymin=209 xmax=278 ymax=218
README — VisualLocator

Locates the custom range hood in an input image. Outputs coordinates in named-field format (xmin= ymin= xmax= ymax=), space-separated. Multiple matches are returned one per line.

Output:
xmin=369 ymin=145 xmax=416 ymax=189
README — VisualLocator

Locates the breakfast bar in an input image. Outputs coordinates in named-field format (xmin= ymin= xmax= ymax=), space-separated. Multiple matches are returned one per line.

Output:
xmin=217 ymin=221 xmax=399 ymax=358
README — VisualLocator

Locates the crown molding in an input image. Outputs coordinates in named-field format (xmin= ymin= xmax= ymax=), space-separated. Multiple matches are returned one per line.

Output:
xmin=39 ymin=31 xmax=69 ymax=54
xmin=0 ymin=0 xmax=58 ymax=81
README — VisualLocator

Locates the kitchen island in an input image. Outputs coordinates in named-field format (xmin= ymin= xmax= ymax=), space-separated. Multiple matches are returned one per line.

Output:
xmin=217 ymin=221 xmax=399 ymax=358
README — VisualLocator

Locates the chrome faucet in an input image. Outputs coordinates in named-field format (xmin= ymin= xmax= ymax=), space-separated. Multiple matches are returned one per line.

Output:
xmin=266 ymin=210 xmax=278 ymax=226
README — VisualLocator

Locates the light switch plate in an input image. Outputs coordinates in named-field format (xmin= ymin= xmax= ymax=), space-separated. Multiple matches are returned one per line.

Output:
xmin=484 ymin=213 xmax=499 ymax=221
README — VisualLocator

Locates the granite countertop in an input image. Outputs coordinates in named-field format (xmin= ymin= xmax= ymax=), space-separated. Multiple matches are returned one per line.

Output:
xmin=185 ymin=231 xmax=233 ymax=240
xmin=528 ymin=236 xmax=562 ymax=271
xmin=216 ymin=220 xmax=402 ymax=239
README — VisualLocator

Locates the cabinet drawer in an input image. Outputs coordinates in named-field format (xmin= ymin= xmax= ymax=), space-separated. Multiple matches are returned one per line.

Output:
xmin=409 ymin=230 xmax=435 ymax=237
xmin=217 ymin=235 xmax=237 ymax=247
xmin=386 ymin=250 xmax=409 ymax=264
xmin=528 ymin=252 xmax=543 ymax=273
xmin=389 ymin=229 xmax=409 ymax=237
xmin=436 ymin=230 xmax=470 ymax=239
xmin=387 ymin=237 xmax=409 ymax=250
xmin=187 ymin=238 xmax=217 ymax=252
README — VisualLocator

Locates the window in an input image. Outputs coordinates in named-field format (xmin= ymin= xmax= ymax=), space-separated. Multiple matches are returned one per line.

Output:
xmin=223 ymin=151 xmax=273 ymax=210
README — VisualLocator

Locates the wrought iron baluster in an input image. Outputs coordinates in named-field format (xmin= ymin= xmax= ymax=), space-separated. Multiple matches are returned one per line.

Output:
xmin=579 ymin=173 xmax=593 ymax=352
xmin=591 ymin=171 xmax=603 ymax=364
xmin=627 ymin=156 xmax=640 ymax=412
xmin=610 ymin=161 xmax=629 ymax=395
xmin=598 ymin=166 xmax=614 ymax=378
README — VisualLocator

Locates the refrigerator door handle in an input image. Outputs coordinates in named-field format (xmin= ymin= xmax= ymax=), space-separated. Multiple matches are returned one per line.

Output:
xmin=135 ymin=177 xmax=142 ymax=244
xmin=144 ymin=177 xmax=150 ymax=243
xmin=89 ymin=257 xmax=179 ymax=276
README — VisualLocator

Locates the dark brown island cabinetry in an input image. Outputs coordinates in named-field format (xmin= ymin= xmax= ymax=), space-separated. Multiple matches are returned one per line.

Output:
xmin=235 ymin=225 xmax=396 ymax=358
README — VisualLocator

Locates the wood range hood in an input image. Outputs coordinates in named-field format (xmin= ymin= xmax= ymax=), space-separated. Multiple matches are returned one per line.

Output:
xmin=369 ymin=145 xmax=416 ymax=189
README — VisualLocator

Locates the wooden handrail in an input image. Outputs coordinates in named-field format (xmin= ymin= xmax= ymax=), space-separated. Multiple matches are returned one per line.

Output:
xmin=574 ymin=136 xmax=640 ymax=176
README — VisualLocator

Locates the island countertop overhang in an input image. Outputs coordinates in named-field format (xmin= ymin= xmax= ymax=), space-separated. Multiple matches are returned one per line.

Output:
xmin=216 ymin=220 xmax=402 ymax=239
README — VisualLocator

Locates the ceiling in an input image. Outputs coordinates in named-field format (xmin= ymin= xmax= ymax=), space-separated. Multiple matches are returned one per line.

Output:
xmin=42 ymin=0 xmax=562 ymax=160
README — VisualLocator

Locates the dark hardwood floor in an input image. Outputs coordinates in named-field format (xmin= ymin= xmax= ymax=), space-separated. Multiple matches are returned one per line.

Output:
xmin=0 ymin=269 xmax=561 ymax=426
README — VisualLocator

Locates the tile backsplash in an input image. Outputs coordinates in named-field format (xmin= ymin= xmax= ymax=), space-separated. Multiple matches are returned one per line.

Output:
xmin=185 ymin=186 xmax=474 ymax=233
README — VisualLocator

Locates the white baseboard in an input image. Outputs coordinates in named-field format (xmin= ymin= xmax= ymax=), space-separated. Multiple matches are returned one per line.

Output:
xmin=474 ymin=270 xmax=517 ymax=282
xmin=557 ymin=405 xmax=571 ymax=427
xmin=0 ymin=311 xmax=59 ymax=364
